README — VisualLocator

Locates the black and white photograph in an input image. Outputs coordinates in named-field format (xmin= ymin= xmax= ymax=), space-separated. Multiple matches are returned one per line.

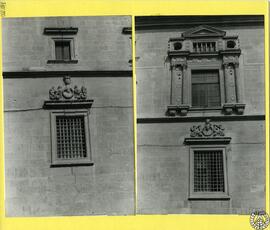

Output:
xmin=3 ymin=16 xmax=134 ymax=216
xmin=135 ymin=15 xmax=266 ymax=214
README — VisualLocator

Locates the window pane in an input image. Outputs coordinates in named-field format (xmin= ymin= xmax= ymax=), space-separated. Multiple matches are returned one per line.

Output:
xmin=194 ymin=150 xmax=225 ymax=192
xmin=55 ymin=41 xmax=71 ymax=60
xmin=62 ymin=42 xmax=71 ymax=60
xmin=55 ymin=42 xmax=63 ymax=60
xmin=192 ymin=70 xmax=220 ymax=107
xmin=192 ymin=84 xmax=208 ymax=107
xmin=56 ymin=116 xmax=87 ymax=159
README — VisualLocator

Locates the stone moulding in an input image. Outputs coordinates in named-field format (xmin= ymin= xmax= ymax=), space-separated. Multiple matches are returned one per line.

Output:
xmin=43 ymin=100 xmax=94 ymax=110
xmin=43 ymin=27 xmax=78 ymax=35
xmin=184 ymin=137 xmax=231 ymax=145
xmin=184 ymin=119 xmax=231 ymax=145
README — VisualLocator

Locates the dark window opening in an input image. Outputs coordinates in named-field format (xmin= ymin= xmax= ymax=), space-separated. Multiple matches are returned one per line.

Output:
xmin=193 ymin=150 xmax=225 ymax=192
xmin=55 ymin=40 xmax=71 ymax=60
xmin=56 ymin=115 xmax=87 ymax=159
xmin=192 ymin=70 xmax=221 ymax=107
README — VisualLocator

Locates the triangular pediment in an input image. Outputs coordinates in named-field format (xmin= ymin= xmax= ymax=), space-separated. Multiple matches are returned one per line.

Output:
xmin=182 ymin=25 xmax=226 ymax=38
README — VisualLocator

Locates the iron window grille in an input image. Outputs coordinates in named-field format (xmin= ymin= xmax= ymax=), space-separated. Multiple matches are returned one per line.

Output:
xmin=50 ymin=111 xmax=92 ymax=166
xmin=189 ymin=146 xmax=229 ymax=200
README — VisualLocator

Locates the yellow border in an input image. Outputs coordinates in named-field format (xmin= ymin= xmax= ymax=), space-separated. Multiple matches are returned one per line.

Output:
xmin=0 ymin=0 xmax=269 ymax=230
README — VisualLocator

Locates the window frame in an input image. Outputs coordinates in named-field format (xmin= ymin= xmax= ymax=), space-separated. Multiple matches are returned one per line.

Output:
xmin=54 ymin=40 xmax=72 ymax=61
xmin=191 ymin=69 xmax=221 ymax=108
xmin=166 ymin=25 xmax=245 ymax=116
xmin=47 ymin=37 xmax=78 ymax=64
xmin=188 ymin=66 xmax=225 ymax=111
xmin=50 ymin=110 xmax=93 ymax=167
xmin=189 ymin=145 xmax=230 ymax=200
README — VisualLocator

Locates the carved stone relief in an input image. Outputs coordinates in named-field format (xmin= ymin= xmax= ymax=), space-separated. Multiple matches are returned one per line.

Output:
xmin=49 ymin=76 xmax=87 ymax=101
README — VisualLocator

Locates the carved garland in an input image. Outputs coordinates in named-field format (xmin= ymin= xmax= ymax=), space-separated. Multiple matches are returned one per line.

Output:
xmin=184 ymin=119 xmax=231 ymax=145
xmin=49 ymin=76 xmax=87 ymax=100
xmin=190 ymin=119 xmax=225 ymax=138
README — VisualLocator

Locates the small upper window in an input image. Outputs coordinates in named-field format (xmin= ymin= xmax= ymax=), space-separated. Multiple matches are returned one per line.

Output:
xmin=192 ymin=70 xmax=221 ymax=108
xmin=44 ymin=27 xmax=78 ymax=64
xmin=55 ymin=40 xmax=71 ymax=61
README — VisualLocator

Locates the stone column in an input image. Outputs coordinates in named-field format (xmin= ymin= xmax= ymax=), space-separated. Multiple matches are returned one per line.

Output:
xmin=224 ymin=63 xmax=237 ymax=104
xmin=233 ymin=62 xmax=245 ymax=114
xmin=234 ymin=63 xmax=242 ymax=103
xmin=223 ymin=63 xmax=236 ymax=115
xmin=171 ymin=64 xmax=183 ymax=105
xmin=167 ymin=61 xmax=189 ymax=116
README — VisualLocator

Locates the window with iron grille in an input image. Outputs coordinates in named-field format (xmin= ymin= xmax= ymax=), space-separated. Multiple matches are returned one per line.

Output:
xmin=192 ymin=70 xmax=221 ymax=108
xmin=189 ymin=147 xmax=229 ymax=200
xmin=50 ymin=111 xmax=92 ymax=166
xmin=194 ymin=150 xmax=224 ymax=192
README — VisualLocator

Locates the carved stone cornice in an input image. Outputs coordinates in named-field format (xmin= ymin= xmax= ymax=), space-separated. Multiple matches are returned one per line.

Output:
xmin=220 ymin=49 xmax=241 ymax=56
xmin=43 ymin=27 xmax=78 ymax=35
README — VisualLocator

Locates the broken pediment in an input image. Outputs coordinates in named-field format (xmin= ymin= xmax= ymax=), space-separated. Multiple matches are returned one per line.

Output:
xmin=182 ymin=25 xmax=226 ymax=38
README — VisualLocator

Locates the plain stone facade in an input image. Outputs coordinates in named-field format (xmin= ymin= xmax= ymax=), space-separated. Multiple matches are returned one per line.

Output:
xmin=136 ymin=16 xmax=265 ymax=214
xmin=3 ymin=17 xmax=134 ymax=216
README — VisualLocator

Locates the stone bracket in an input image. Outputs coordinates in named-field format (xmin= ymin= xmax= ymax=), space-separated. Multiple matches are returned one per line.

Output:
xmin=166 ymin=105 xmax=190 ymax=116
xmin=222 ymin=103 xmax=245 ymax=115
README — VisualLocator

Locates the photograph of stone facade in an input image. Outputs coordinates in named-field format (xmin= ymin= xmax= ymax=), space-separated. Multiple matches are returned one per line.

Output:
xmin=135 ymin=16 xmax=266 ymax=214
xmin=3 ymin=16 xmax=134 ymax=216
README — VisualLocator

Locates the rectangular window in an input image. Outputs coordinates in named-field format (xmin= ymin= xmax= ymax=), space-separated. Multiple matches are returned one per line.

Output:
xmin=192 ymin=70 xmax=221 ymax=108
xmin=189 ymin=147 xmax=229 ymax=200
xmin=194 ymin=150 xmax=224 ymax=192
xmin=56 ymin=115 xmax=87 ymax=159
xmin=55 ymin=40 xmax=71 ymax=60
xmin=50 ymin=111 xmax=92 ymax=166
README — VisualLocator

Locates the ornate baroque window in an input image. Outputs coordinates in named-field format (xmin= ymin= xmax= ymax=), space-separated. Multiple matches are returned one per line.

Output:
xmin=166 ymin=25 xmax=245 ymax=116
xmin=184 ymin=119 xmax=231 ymax=200
xmin=44 ymin=27 xmax=79 ymax=64
xmin=44 ymin=76 xmax=94 ymax=167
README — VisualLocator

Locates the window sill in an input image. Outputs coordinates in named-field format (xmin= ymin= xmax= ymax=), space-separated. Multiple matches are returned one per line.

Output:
xmin=189 ymin=107 xmax=222 ymax=111
xmin=47 ymin=60 xmax=78 ymax=64
xmin=50 ymin=162 xmax=94 ymax=167
xmin=189 ymin=194 xmax=230 ymax=200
